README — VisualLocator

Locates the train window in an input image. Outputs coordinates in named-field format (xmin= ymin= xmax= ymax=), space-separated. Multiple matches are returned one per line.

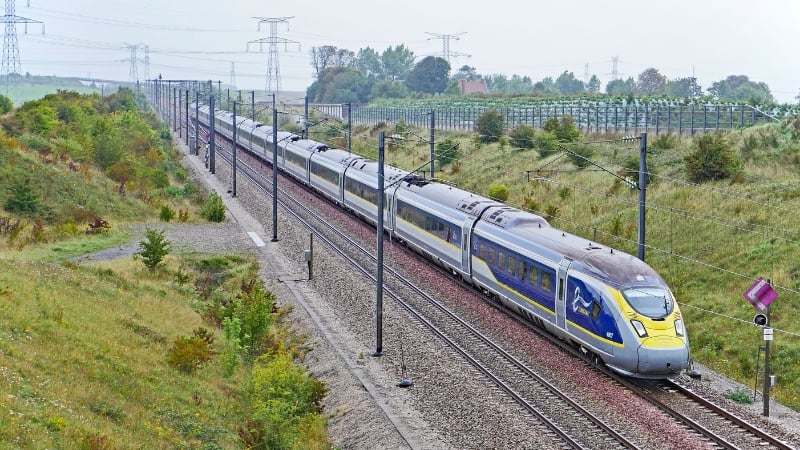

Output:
xmin=622 ymin=288 xmax=673 ymax=319
xmin=528 ymin=265 xmax=538 ymax=285
xmin=479 ymin=242 xmax=487 ymax=260
xmin=591 ymin=302 xmax=602 ymax=320
xmin=488 ymin=247 xmax=496 ymax=266
xmin=517 ymin=261 xmax=525 ymax=280
xmin=498 ymin=251 xmax=507 ymax=271
xmin=508 ymin=255 xmax=516 ymax=275
xmin=541 ymin=272 xmax=552 ymax=292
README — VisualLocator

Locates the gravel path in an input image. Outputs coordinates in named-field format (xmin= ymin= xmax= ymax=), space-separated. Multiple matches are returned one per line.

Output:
xmin=83 ymin=137 xmax=800 ymax=449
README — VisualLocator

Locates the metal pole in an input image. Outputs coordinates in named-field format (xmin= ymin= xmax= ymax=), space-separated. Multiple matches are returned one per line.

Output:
xmin=304 ymin=96 xmax=309 ymax=139
xmin=347 ymin=102 xmax=352 ymax=153
xmin=271 ymin=94 xmax=279 ymax=242
xmin=194 ymin=90 xmax=199 ymax=156
xmin=232 ymin=102 xmax=238 ymax=197
xmin=637 ymin=132 xmax=647 ymax=261
xmin=763 ymin=302 xmax=771 ymax=417
xmin=185 ymin=90 xmax=189 ymax=145
xmin=374 ymin=131 xmax=385 ymax=357
xmin=209 ymin=94 xmax=216 ymax=174
xmin=430 ymin=109 xmax=435 ymax=179
xmin=251 ymin=91 xmax=255 ymax=122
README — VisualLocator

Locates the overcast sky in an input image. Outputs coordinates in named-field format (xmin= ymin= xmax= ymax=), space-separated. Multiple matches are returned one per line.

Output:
xmin=15 ymin=0 xmax=800 ymax=103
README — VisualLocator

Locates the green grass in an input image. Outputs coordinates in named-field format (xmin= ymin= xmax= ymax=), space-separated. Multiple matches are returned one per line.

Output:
xmin=0 ymin=257 xmax=248 ymax=448
xmin=7 ymin=229 xmax=132 ymax=262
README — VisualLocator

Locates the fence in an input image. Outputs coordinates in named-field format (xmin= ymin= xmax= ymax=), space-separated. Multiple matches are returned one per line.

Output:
xmin=312 ymin=103 xmax=778 ymax=136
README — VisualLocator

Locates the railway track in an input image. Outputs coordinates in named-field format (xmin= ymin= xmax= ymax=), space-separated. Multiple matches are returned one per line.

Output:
xmin=201 ymin=127 xmax=798 ymax=449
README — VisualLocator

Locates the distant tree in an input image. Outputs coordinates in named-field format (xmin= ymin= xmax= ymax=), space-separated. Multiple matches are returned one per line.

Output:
xmin=319 ymin=68 xmax=371 ymax=103
xmin=474 ymin=109 xmax=504 ymax=143
xmin=606 ymin=77 xmax=635 ymax=95
xmin=381 ymin=44 xmax=415 ymax=81
xmin=636 ymin=68 xmax=667 ymax=95
xmin=665 ymin=77 xmax=703 ymax=98
xmin=532 ymin=77 xmax=559 ymax=95
xmin=555 ymin=71 xmax=585 ymax=95
xmin=310 ymin=46 xmax=354 ymax=77
xmin=587 ymin=75 xmax=601 ymax=94
xmin=355 ymin=47 xmax=384 ymax=80
xmin=484 ymin=73 xmax=508 ymax=93
xmin=708 ymin=75 xmax=774 ymax=104
xmin=369 ymin=80 xmax=409 ymax=99
xmin=4 ymin=177 xmax=40 ymax=215
xmin=453 ymin=65 xmax=479 ymax=81
xmin=92 ymin=115 xmax=124 ymax=170
xmin=405 ymin=56 xmax=450 ymax=94
xmin=684 ymin=132 xmax=743 ymax=183
xmin=506 ymin=74 xmax=534 ymax=94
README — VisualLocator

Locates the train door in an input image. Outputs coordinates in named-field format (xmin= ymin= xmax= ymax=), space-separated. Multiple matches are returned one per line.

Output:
xmin=556 ymin=258 xmax=572 ymax=331
xmin=460 ymin=218 xmax=476 ymax=275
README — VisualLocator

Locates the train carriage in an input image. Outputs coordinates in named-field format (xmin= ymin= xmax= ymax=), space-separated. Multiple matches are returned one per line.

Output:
xmin=342 ymin=160 xmax=407 ymax=229
xmin=307 ymin=146 xmax=364 ymax=204
xmin=393 ymin=180 xmax=483 ymax=276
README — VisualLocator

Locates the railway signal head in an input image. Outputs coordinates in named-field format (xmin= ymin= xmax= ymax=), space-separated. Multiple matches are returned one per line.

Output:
xmin=753 ymin=313 xmax=768 ymax=327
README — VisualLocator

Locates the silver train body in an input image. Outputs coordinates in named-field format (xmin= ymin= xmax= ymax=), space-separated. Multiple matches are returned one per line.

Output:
xmin=196 ymin=105 xmax=690 ymax=379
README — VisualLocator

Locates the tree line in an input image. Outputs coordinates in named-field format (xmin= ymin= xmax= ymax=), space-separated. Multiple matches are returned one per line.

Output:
xmin=306 ymin=44 xmax=777 ymax=106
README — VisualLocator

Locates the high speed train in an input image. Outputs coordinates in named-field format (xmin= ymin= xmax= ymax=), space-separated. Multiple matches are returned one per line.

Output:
xmin=196 ymin=105 xmax=690 ymax=379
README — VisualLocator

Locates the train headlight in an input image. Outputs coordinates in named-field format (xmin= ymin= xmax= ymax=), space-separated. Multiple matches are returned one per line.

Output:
xmin=630 ymin=320 xmax=648 ymax=338
xmin=675 ymin=319 xmax=685 ymax=337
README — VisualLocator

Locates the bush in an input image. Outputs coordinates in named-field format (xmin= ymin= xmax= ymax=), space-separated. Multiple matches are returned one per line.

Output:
xmin=137 ymin=227 xmax=171 ymax=272
xmin=566 ymin=144 xmax=595 ymax=169
xmin=543 ymin=116 xmax=581 ymax=142
xmin=684 ymin=132 xmax=743 ymax=183
xmin=649 ymin=133 xmax=678 ymax=150
xmin=159 ymin=205 xmax=175 ymax=222
xmin=201 ymin=192 xmax=226 ymax=222
xmin=167 ymin=335 xmax=213 ymax=374
xmin=435 ymin=138 xmax=461 ymax=167
xmin=509 ymin=125 xmax=536 ymax=150
xmin=474 ymin=109 xmax=504 ymax=143
xmin=4 ymin=178 xmax=40 ymax=216
xmin=487 ymin=183 xmax=509 ymax=202
xmin=534 ymin=131 xmax=559 ymax=158
xmin=247 ymin=352 xmax=330 ymax=449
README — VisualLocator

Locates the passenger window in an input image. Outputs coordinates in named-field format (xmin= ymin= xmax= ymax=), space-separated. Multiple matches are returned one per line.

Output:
xmin=541 ymin=272 xmax=551 ymax=292
xmin=591 ymin=302 xmax=602 ymax=320
xmin=508 ymin=255 xmax=516 ymax=275
xmin=479 ymin=242 xmax=487 ymax=260
xmin=488 ymin=247 xmax=496 ymax=266
xmin=529 ymin=265 xmax=538 ymax=285
xmin=498 ymin=251 xmax=507 ymax=271
xmin=517 ymin=261 xmax=525 ymax=280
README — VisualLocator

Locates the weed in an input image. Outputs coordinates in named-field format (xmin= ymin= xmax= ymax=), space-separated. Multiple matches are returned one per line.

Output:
xmin=725 ymin=388 xmax=753 ymax=404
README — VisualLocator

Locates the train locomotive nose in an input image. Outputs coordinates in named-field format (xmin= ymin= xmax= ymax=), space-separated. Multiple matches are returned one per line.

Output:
xmin=637 ymin=337 xmax=690 ymax=376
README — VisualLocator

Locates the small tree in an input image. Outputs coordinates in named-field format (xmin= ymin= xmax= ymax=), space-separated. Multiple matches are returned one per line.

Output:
xmin=137 ymin=227 xmax=171 ymax=272
xmin=4 ymin=178 xmax=40 ymax=216
xmin=684 ymin=132 xmax=743 ymax=183
xmin=509 ymin=125 xmax=536 ymax=150
xmin=474 ymin=109 xmax=504 ymax=143
xmin=201 ymin=192 xmax=226 ymax=222
xmin=435 ymin=138 xmax=461 ymax=167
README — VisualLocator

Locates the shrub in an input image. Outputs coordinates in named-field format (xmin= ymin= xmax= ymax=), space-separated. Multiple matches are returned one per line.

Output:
xmin=543 ymin=116 xmax=581 ymax=142
xmin=435 ymin=138 xmax=461 ymax=167
xmin=509 ymin=125 xmax=536 ymax=150
xmin=4 ymin=178 xmax=41 ymax=216
xmin=248 ymin=352 xmax=330 ymax=449
xmin=567 ymin=144 xmax=595 ymax=169
xmin=167 ymin=335 xmax=213 ymax=374
xmin=201 ymin=192 xmax=226 ymax=222
xmin=487 ymin=183 xmax=509 ymax=202
xmin=534 ymin=131 xmax=559 ymax=158
xmin=227 ymin=279 xmax=276 ymax=357
xmin=474 ymin=109 xmax=504 ymax=143
xmin=649 ymin=133 xmax=678 ymax=150
xmin=137 ymin=227 xmax=171 ymax=272
xmin=684 ymin=132 xmax=743 ymax=183
xmin=159 ymin=205 xmax=175 ymax=222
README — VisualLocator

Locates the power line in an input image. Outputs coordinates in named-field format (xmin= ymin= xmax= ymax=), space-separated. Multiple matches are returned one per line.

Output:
xmin=425 ymin=32 xmax=470 ymax=65
xmin=247 ymin=16 xmax=299 ymax=95
xmin=1 ymin=0 xmax=44 ymax=92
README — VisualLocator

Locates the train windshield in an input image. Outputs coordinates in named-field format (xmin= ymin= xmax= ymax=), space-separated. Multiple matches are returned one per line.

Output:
xmin=622 ymin=287 xmax=673 ymax=319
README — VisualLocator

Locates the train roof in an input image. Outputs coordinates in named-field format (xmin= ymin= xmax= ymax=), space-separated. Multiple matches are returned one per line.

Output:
xmin=310 ymin=147 xmax=364 ymax=167
xmin=397 ymin=179 xmax=505 ymax=217
xmin=347 ymin=159 xmax=409 ymax=185
xmin=500 ymin=222 xmax=665 ymax=289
